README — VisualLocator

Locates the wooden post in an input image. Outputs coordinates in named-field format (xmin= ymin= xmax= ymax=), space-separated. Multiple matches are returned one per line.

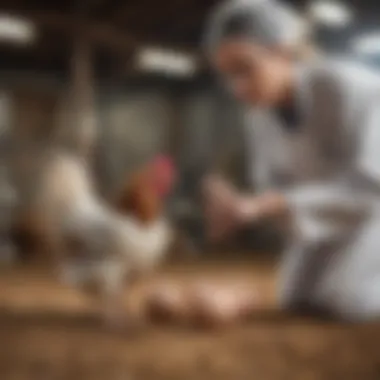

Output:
xmin=69 ymin=35 xmax=97 ymax=161
xmin=166 ymin=87 xmax=184 ymax=161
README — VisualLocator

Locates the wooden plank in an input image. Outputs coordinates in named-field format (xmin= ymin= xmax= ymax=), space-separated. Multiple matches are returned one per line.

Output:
xmin=0 ymin=8 xmax=198 ymax=56
xmin=69 ymin=36 xmax=97 ymax=160
xmin=0 ymin=8 xmax=137 ymax=53
xmin=0 ymin=260 xmax=274 ymax=320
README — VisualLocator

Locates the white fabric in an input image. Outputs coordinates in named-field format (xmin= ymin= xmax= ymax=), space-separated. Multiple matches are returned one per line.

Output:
xmin=246 ymin=58 xmax=380 ymax=320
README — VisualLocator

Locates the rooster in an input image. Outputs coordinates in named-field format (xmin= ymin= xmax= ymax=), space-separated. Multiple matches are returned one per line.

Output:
xmin=13 ymin=149 xmax=176 ymax=326
xmin=115 ymin=155 xmax=175 ymax=224
xmin=108 ymin=154 xmax=176 ymax=278
xmin=114 ymin=156 xmax=201 ymax=262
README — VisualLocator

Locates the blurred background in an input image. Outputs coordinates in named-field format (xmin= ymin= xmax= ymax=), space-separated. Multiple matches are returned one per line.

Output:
xmin=1 ymin=0 xmax=377 ymax=253
xmin=0 ymin=0 xmax=380 ymax=379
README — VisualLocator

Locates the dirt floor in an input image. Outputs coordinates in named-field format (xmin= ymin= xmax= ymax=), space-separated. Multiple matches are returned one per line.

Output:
xmin=1 ymin=257 xmax=380 ymax=380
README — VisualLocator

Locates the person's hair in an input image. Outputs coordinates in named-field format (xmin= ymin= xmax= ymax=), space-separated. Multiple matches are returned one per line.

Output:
xmin=221 ymin=9 xmax=265 ymax=40
xmin=204 ymin=0 xmax=316 ymax=61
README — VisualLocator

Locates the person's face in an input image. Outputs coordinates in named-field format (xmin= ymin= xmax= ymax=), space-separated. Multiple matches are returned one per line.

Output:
xmin=212 ymin=39 xmax=289 ymax=106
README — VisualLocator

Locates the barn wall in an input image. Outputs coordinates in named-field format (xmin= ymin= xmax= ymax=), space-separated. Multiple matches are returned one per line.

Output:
xmin=176 ymin=87 xmax=247 ymax=193
xmin=91 ymin=82 xmax=246 ymax=197
xmin=0 ymin=72 xmax=285 ymax=253
xmin=0 ymin=73 xmax=248 ymax=199
xmin=97 ymin=87 xmax=173 ymax=195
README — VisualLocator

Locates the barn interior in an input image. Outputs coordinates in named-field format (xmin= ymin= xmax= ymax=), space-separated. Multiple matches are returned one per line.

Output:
xmin=0 ymin=0 xmax=380 ymax=379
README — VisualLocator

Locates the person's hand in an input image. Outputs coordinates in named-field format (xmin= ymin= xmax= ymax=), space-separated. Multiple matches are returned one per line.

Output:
xmin=202 ymin=175 xmax=259 ymax=242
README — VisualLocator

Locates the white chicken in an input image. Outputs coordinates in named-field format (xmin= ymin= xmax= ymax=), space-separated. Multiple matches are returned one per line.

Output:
xmin=18 ymin=149 xmax=175 ymax=325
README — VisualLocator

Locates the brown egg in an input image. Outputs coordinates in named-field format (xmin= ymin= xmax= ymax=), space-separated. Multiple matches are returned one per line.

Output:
xmin=144 ymin=281 xmax=191 ymax=324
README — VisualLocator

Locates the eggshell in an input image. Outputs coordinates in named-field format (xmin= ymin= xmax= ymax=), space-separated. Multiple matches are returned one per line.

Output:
xmin=188 ymin=280 xmax=259 ymax=329
xmin=144 ymin=279 xmax=260 ymax=329
xmin=144 ymin=281 xmax=191 ymax=324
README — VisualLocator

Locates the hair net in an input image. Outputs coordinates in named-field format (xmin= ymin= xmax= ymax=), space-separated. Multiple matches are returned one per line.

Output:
xmin=204 ymin=0 xmax=308 ymax=56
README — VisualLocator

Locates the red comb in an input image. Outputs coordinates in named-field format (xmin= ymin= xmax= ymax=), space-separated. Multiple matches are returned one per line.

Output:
xmin=152 ymin=155 xmax=174 ymax=172
xmin=150 ymin=155 xmax=175 ymax=197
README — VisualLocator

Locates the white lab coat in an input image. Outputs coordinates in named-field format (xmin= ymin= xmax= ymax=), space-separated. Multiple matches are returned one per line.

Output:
xmin=245 ymin=58 xmax=380 ymax=321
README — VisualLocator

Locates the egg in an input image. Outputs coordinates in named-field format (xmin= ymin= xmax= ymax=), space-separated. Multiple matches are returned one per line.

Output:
xmin=189 ymin=280 xmax=259 ymax=329
xmin=144 ymin=279 xmax=260 ymax=329
xmin=144 ymin=281 xmax=191 ymax=324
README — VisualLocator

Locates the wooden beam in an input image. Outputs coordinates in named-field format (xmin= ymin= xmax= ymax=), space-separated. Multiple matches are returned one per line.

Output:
xmin=69 ymin=35 xmax=97 ymax=160
xmin=0 ymin=8 xmax=137 ymax=54
xmin=111 ymin=0 xmax=161 ymax=26
xmin=0 ymin=8 xmax=199 ymax=56
xmin=77 ymin=0 xmax=110 ymax=12
xmin=166 ymin=91 xmax=185 ymax=160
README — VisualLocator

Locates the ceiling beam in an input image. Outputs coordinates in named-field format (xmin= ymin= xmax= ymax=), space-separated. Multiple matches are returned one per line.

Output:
xmin=0 ymin=8 xmax=137 ymax=54
xmin=76 ymin=0 xmax=116 ymax=16
xmin=39 ymin=11 xmax=136 ymax=53
xmin=111 ymin=0 xmax=160 ymax=26
xmin=0 ymin=8 xmax=199 ymax=56
xmin=78 ymin=0 xmax=109 ymax=11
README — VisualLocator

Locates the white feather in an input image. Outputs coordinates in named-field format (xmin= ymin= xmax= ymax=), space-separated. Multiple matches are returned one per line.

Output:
xmin=34 ymin=152 xmax=173 ymax=290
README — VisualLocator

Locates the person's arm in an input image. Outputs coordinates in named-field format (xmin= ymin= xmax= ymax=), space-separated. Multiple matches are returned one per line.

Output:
xmin=282 ymin=95 xmax=380 ymax=243
xmin=241 ymin=88 xmax=380 ymax=239
xmin=204 ymin=93 xmax=380 ymax=242
xmin=236 ymin=184 xmax=369 ymax=244
xmin=236 ymin=191 xmax=288 ymax=222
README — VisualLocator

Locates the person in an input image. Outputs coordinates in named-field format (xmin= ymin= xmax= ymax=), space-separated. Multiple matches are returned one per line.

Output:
xmin=202 ymin=0 xmax=380 ymax=321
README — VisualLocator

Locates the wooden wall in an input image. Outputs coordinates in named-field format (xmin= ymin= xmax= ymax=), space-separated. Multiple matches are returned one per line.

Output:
xmin=0 ymin=73 xmax=250 ymax=241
